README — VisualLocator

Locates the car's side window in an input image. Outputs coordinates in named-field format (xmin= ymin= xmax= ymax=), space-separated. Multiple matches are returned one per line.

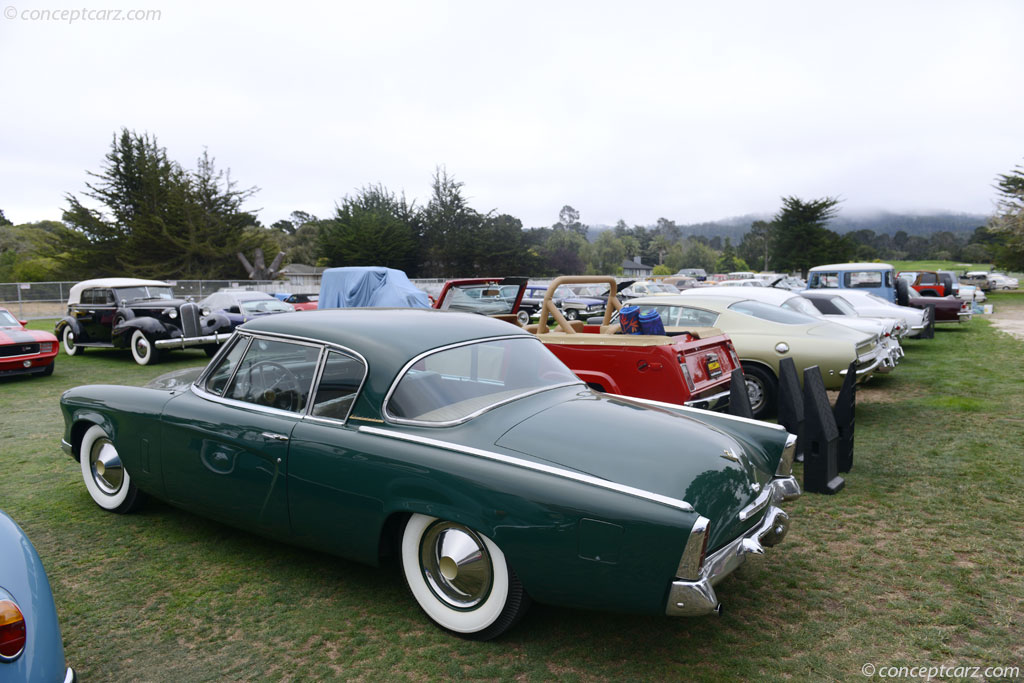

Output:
xmin=809 ymin=273 xmax=839 ymax=288
xmin=651 ymin=306 xmax=719 ymax=327
xmin=224 ymin=338 xmax=321 ymax=413
xmin=204 ymin=337 xmax=250 ymax=396
xmin=310 ymin=350 xmax=366 ymax=422
xmin=845 ymin=271 xmax=882 ymax=288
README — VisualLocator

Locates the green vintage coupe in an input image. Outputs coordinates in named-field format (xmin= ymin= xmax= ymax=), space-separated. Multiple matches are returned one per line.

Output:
xmin=60 ymin=309 xmax=799 ymax=640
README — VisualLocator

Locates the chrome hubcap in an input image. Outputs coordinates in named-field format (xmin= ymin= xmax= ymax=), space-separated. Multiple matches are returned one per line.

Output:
xmin=745 ymin=378 xmax=765 ymax=410
xmin=89 ymin=438 xmax=123 ymax=495
xmin=135 ymin=338 xmax=148 ymax=357
xmin=420 ymin=522 xmax=492 ymax=609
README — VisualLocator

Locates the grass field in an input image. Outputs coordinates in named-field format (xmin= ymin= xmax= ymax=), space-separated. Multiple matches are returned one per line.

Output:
xmin=3 ymin=301 xmax=1023 ymax=681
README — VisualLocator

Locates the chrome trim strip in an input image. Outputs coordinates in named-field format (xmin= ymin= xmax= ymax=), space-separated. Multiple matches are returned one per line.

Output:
xmin=738 ymin=487 xmax=772 ymax=521
xmin=607 ymin=394 xmax=786 ymax=430
xmin=381 ymin=335 xmax=584 ymax=428
xmin=777 ymin=433 xmax=797 ymax=476
xmin=357 ymin=425 xmax=694 ymax=512
xmin=675 ymin=515 xmax=710 ymax=579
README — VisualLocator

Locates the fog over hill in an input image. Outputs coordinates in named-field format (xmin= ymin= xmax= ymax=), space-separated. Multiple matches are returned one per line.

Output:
xmin=585 ymin=211 xmax=989 ymax=243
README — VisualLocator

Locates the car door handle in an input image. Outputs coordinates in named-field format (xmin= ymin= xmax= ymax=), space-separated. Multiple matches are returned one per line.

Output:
xmin=261 ymin=432 xmax=289 ymax=442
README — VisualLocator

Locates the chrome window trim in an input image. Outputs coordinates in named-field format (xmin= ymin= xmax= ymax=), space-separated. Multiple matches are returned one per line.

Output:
xmin=382 ymin=335 xmax=584 ymax=428
xmin=197 ymin=334 xmax=251 ymax=397
xmin=357 ymin=425 xmax=694 ymax=513
xmin=190 ymin=331 xmax=369 ymax=420
xmin=606 ymin=394 xmax=787 ymax=431
xmin=305 ymin=347 xmax=370 ymax=425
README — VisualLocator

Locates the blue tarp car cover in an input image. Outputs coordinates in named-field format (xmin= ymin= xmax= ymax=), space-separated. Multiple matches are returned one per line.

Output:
xmin=318 ymin=267 xmax=431 ymax=309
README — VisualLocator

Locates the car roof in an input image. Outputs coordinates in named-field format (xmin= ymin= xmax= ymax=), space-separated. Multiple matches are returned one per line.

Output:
xmin=240 ymin=308 xmax=533 ymax=369
xmin=627 ymin=293 xmax=746 ymax=310
xmin=68 ymin=278 xmax=170 ymax=305
xmin=680 ymin=286 xmax=794 ymax=304
xmin=809 ymin=262 xmax=894 ymax=272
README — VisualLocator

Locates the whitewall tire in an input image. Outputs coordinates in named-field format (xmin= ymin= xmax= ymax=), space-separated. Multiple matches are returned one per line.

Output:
xmin=62 ymin=326 xmax=80 ymax=356
xmin=400 ymin=514 xmax=529 ymax=640
xmin=130 ymin=329 xmax=159 ymax=365
xmin=80 ymin=425 xmax=143 ymax=514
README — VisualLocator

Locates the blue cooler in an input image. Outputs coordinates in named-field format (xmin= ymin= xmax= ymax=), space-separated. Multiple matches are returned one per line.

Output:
xmin=619 ymin=305 xmax=641 ymax=334
xmin=639 ymin=309 xmax=665 ymax=335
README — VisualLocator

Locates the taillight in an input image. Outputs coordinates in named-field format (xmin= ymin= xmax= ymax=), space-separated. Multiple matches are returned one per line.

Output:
xmin=680 ymin=363 xmax=695 ymax=392
xmin=0 ymin=599 xmax=26 ymax=661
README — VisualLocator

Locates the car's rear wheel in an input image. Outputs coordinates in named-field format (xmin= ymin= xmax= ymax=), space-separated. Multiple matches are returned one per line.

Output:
xmin=400 ymin=514 xmax=529 ymax=640
xmin=564 ymin=308 xmax=579 ymax=321
xmin=79 ymin=425 xmax=144 ymax=513
xmin=62 ymin=326 xmax=80 ymax=356
xmin=742 ymin=365 xmax=777 ymax=419
xmin=130 ymin=329 xmax=160 ymax=365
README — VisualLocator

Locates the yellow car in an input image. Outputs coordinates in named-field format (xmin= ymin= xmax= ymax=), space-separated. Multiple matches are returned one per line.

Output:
xmin=626 ymin=292 xmax=883 ymax=418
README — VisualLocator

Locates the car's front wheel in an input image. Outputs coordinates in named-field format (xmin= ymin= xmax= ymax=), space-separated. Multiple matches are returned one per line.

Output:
xmin=62 ymin=326 xmax=80 ymax=356
xmin=130 ymin=329 xmax=160 ymax=365
xmin=79 ymin=425 xmax=144 ymax=513
xmin=401 ymin=514 xmax=529 ymax=640
xmin=564 ymin=308 xmax=579 ymax=321
xmin=516 ymin=310 xmax=531 ymax=326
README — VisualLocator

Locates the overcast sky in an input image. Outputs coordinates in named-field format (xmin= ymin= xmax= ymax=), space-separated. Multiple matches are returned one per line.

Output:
xmin=2 ymin=0 xmax=1022 ymax=229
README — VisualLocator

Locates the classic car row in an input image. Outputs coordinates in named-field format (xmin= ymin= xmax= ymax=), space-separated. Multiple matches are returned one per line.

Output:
xmin=15 ymin=262 xmax=987 ymax=646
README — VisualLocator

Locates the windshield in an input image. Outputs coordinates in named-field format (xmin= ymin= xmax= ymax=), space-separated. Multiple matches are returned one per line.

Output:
xmin=643 ymin=305 xmax=719 ymax=327
xmin=0 ymin=310 xmax=19 ymax=326
xmin=440 ymin=286 xmax=514 ymax=315
xmin=113 ymin=286 xmax=174 ymax=302
xmin=728 ymin=300 xmax=817 ymax=324
xmin=239 ymin=298 xmax=293 ymax=314
xmin=386 ymin=337 xmax=581 ymax=425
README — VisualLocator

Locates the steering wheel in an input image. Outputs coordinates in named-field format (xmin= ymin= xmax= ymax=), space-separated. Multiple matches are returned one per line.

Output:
xmin=247 ymin=361 xmax=302 ymax=411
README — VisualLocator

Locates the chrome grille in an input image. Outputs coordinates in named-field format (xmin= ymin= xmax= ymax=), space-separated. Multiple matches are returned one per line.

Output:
xmin=180 ymin=303 xmax=201 ymax=337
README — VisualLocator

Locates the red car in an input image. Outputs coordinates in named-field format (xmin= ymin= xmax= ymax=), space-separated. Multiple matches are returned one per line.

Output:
xmin=0 ymin=308 xmax=58 ymax=378
xmin=433 ymin=276 xmax=738 ymax=411
xmin=533 ymin=277 xmax=738 ymax=411
xmin=276 ymin=293 xmax=319 ymax=311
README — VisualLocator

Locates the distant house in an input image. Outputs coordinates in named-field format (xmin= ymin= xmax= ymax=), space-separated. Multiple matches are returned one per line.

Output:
xmin=621 ymin=256 xmax=653 ymax=278
xmin=279 ymin=263 xmax=327 ymax=289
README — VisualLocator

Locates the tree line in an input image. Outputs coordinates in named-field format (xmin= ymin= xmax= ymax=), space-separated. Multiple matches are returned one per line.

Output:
xmin=1 ymin=129 xmax=1021 ymax=283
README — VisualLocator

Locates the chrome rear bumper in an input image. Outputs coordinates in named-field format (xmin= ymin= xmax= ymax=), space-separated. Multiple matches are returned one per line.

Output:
xmin=666 ymin=505 xmax=792 ymax=616
xmin=154 ymin=332 xmax=232 ymax=349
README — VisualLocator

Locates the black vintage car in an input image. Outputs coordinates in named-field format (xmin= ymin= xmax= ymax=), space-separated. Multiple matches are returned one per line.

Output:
xmin=54 ymin=278 xmax=233 ymax=365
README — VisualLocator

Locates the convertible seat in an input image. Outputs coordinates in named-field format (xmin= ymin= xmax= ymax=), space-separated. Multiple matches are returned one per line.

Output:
xmin=525 ymin=320 xmax=584 ymax=334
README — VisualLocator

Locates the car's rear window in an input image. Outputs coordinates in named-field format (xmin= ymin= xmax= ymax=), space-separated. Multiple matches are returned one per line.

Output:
xmin=386 ymin=337 xmax=580 ymax=425
xmin=728 ymin=300 xmax=816 ymax=324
